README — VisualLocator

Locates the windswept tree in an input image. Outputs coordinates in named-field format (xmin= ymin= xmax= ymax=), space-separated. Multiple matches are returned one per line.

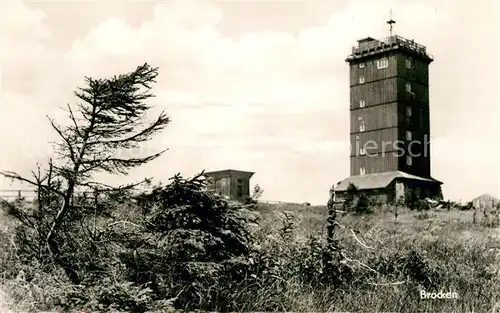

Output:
xmin=1 ymin=63 xmax=170 ymax=283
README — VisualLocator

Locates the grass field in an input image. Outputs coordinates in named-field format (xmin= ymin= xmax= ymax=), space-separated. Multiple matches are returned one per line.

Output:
xmin=247 ymin=203 xmax=500 ymax=312
xmin=1 ymin=201 xmax=499 ymax=312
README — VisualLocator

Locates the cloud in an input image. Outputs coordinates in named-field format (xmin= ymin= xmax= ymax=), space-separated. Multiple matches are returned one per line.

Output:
xmin=1 ymin=0 xmax=65 ymax=100
xmin=0 ymin=1 xmax=60 ymax=183
xmin=60 ymin=0 xmax=452 ymax=105
xmin=431 ymin=136 xmax=499 ymax=201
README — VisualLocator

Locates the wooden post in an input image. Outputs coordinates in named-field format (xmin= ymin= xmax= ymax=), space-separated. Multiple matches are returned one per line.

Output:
xmin=94 ymin=189 xmax=99 ymax=208
xmin=17 ymin=190 xmax=21 ymax=198
xmin=482 ymin=204 xmax=489 ymax=227
xmin=324 ymin=186 xmax=342 ymax=282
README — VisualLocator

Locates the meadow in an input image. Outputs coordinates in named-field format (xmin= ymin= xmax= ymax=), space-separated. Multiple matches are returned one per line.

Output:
xmin=1 ymin=196 xmax=499 ymax=313
xmin=254 ymin=203 xmax=500 ymax=312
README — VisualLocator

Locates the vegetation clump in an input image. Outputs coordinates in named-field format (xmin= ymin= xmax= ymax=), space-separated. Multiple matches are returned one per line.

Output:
xmin=344 ymin=183 xmax=372 ymax=214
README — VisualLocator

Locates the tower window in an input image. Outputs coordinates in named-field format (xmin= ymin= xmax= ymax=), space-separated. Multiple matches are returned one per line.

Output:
xmin=359 ymin=63 xmax=365 ymax=68
xmin=376 ymin=58 xmax=389 ymax=69
xmin=359 ymin=99 xmax=366 ymax=108
xmin=360 ymin=148 xmax=366 ymax=155
xmin=405 ymin=82 xmax=412 ymax=93
xmin=406 ymin=155 xmax=413 ymax=166
xmin=359 ymin=121 xmax=365 ymax=132
xmin=359 ymin=76 xmax=365 ymax=84
xmin=406 ymin=106 xmax=412 ymax=117
xmin=406 ymin=130 xmax=412 ymax=141
xmin=405 ymin=58 xmax=413 ymax=69
xmin=360 ymin=167 xmax=366 ymax=175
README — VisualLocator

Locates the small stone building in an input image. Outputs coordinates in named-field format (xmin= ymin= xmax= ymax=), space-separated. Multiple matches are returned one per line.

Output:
xmin=203 ymin=169 xmax=254 ymax=200
xmin=471 ymin=194 xmax=499 ymax=210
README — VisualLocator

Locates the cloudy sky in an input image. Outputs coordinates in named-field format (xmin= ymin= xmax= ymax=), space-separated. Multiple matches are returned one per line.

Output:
xmin=1 ymin=0 xmax=499 ymax=204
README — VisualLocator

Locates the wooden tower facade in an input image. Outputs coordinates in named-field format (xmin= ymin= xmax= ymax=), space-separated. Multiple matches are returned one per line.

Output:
xmin=345 ymin=35 xmax=433 ymax=178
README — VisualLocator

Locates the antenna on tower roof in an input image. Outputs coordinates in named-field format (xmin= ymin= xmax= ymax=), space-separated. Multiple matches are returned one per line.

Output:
xmin=387 ymin=9 xmax=396 ymax=37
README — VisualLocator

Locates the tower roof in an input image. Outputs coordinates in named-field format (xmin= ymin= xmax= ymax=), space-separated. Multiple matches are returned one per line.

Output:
xmin=346 ymin=35 xmax=433 ymax=63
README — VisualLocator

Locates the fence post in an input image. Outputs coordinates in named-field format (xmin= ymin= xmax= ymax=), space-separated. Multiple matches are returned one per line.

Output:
xmin=323 ymin=187 xmax=342 ymax=283
xmin=17 ymin=190 xmax=21 ymax=198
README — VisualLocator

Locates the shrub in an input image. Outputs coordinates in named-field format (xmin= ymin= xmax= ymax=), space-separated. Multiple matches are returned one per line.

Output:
xmin=343 ymin=183 xmax=372 ymax=214
xmin=122 ymin=172 xmax=257 ymax=310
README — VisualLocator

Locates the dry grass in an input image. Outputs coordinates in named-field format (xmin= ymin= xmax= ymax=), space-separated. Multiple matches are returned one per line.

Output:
xmin=1 ymin=201 xmax=499 ymax=312
xmin=254 ymin=203 xmax=500 ymax=312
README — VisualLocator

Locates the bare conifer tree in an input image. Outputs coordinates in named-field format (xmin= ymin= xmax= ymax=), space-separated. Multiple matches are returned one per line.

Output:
xmin=1 ymin=63 xmax=170 ymax=283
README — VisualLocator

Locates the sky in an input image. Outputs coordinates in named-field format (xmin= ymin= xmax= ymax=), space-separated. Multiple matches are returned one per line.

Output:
xmin=0 ymin=0 xmax=499 ymax=205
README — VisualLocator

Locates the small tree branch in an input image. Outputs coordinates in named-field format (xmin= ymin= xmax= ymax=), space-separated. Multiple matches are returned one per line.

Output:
xmin=106 ymin=220 xmax=141 ymax=228
xmin=66 ymin=103 xmax=83 ymax=138
xmin=0 ymin=171 xmax=65 ymax=197
xmin=86 ymin=111 xmax=169 ymax=146
xmin=79 ymin=149 xmax=168 ymax=175
xmin=367 ymin=280 xmax=406 ymax=286
xmin=349 ymin=229 xmax=374 ymax=250
xmin=340 ymin=251 xmax=378 ymax=274
xmin=47 ymin=117 xmax=77 ymax=163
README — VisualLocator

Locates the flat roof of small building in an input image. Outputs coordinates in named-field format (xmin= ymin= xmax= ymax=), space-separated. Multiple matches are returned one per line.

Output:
xmin=203 ymin=169 xmax=254 ymax=178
